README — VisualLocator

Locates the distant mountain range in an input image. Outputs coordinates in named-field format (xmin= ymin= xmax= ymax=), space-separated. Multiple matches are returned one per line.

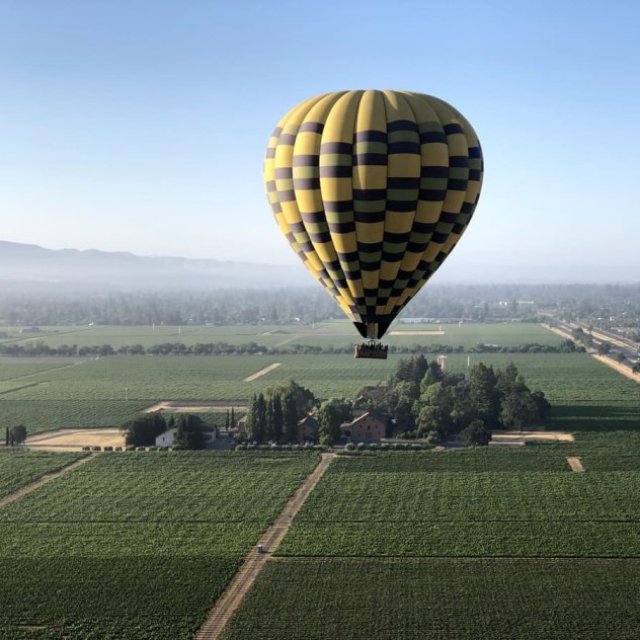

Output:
xmin=0 ymin=240 xmax=637 ymax=291
xmin=0 ymin=241 xmax=310 ymax=291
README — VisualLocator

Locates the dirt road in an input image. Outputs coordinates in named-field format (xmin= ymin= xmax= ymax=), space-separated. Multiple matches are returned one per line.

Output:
xmin=243 ymin=362 xmax=281 ymax=382
xmin=195 ymin=453 xmax=336 ymax=640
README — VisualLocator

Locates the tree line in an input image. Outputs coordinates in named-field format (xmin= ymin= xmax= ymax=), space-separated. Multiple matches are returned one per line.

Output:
xmin=0 ymin=339 xmax=583 ymax=358
xmin=121 ymin=412 xmax=216 ymax=449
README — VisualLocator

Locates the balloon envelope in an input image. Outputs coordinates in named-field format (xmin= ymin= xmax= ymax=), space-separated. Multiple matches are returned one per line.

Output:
xmin=264 ymin=90 xmax=483 ymax=339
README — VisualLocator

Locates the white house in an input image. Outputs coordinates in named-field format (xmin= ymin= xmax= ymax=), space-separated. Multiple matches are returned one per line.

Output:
xmin=155 ymin=428 xmax=177 ymax=447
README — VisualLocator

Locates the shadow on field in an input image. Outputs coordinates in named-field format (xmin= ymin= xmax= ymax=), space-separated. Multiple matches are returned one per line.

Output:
xmin=549 ymin=404 xmax=640 ymax=432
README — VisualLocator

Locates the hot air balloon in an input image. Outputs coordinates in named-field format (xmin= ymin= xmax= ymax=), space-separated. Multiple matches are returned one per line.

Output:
xmin=264 ymin=90 xmax=483 ymax=359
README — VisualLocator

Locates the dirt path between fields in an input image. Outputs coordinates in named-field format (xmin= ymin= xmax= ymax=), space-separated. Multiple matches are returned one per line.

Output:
xmin=566 ymin=456 xmax=585 ymax=472
xmin=195 ymin=452 xmax=336 ymax=640
xmin=542 ymin=324 xmax=639 ymax=385
xmin=0 ymin=455 xmax=94 ymax=509
xmin=243 ymin=362 xmax=281 ymax=382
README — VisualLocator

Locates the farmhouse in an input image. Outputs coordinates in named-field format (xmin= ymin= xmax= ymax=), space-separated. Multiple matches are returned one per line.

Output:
xmin=297 ymin=415 xmax=319 ymax=443
xmin=340 ymin=412 xmax=386 ymax=443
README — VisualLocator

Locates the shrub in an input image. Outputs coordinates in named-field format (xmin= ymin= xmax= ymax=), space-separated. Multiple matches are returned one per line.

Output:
xmin=103 ymin=446 xmax=113 ymax=452
xmin=82 ymin=446 xmax=91 ymax=451
xmin=91 ymin=446 xmax=101 ymax=452
xmin=114 ymin=446 xmax=123 ymax=452
xmin=136 ymin=446 xmax=146 ymax=452
xmin=344 ymin=442 xmax=356 ymax=452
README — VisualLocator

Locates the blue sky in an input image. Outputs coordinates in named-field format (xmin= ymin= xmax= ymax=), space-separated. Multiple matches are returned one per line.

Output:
xmin=1 ymin=1 xmax=639 ymax=279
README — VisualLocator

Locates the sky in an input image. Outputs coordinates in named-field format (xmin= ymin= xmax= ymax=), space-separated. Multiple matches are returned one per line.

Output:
xmin=1 ymin=0 xmax=639 ymax=281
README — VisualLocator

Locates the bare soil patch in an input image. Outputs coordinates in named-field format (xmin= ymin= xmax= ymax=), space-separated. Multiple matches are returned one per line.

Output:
xmin=592 ymin=354 xmax=640 ymax=384
xmin=26 ymin=429 xmax=125 ymax=451
xmin=195 ymin=453 xmax=336 ymax=640
xmin=492 ymin=430 xmax=575 ymax=443
xmin=143 ymin=401 xmax=247 ymax=414
xmin=567 ymin=456 xmax=585 ymax=472
xmin=243 ymin=362 xmax=282 ymax=382
xmin=388 ymin=330 xmax=445 ymax=336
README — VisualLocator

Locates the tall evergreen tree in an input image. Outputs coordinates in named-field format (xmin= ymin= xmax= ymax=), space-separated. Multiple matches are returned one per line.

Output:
xmin=469 ymin=363 xmax=500 ymax=428
xmin=265 ymin=397 xmax=275 ymax=442
xmin=272 ymin=393 xmax=283 ymax=443
xmin=283 ymin=394 xmax=298 ymax=444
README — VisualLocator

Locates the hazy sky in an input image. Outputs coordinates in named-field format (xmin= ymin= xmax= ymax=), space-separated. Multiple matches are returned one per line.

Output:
xmin=1 ymin=1 xmax=639 ymax=276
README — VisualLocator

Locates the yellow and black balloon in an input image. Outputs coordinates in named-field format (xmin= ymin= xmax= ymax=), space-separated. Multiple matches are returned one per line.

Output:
xmin=264 ymin=90 xmax=483 ymax=339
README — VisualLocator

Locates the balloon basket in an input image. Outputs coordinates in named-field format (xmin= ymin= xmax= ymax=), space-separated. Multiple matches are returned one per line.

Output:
xmin=354 ymin=342 xmax=388 ymax=360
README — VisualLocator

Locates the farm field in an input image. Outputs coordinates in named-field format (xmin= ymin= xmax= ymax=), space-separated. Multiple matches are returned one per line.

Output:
xmin=0 ymin=451 xmax=319 ymax=640
xmin=1 ymin=348 xmax=638 ymax=436
xmin=221 ymin=557 xmax=640 ymax=640
xmin=277 ymin=453 xmax=640 ymax=557
xmin=0 ymin=450 xmax=84 ymax=499
xmin=0 ymin=321 xmax=563 ymax=351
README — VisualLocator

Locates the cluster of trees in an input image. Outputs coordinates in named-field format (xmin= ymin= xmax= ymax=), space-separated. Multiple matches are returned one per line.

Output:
xmin=357 ymin=355 xmax=551 ymax=445
xmin=121 ymin=412 xmax=213 ymax=449
xmin=244 ymin=381 xmax=317 ymax=444
xmin=4 ymin=425 xmax=27 ymax=446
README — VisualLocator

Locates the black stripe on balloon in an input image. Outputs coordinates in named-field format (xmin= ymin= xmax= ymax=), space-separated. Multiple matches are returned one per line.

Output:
xmin=271 ymin=202 xmax=282 ymax=214
xmin=461 ymin=202 xmax=475 ymax=214
xmin=302 ymin=211 xmax=326 ymax=223
xmin=449 ymin=156 xmax=469 ymax=168
xmin=265 ymin=181 xmax=276 ymax=192
xmin=299 ymin=121 xmax=324 ymax=134
xmin=275 ymin=167 xmax=293 ymax=179
xmin=396 ymin=270 xmax=414 ymax=280
xmin=344 ymin=270 xmax=361 ymax=280
xmin=265 ymin=148 xmax=276 ymax=158
xmin=420 ymin=131 xmax=447 ymax=144
xmin=406 ymin=241 xmax=428 ymax=252
xmin=413 ymin=222 xmax=436 ymax=234
xmin=354 ymin=210 xmax=386 ymax=223
xmin=390 ymin=288 xmax=406 ymax=297
xmin=447 ymin=179 xmax=468 ymax=191
xmin=308 ymin=231 xmax=331 ymax=243
xmin=387 ymin=141 xmax=420 ymax=154
xmin=469 ymin=146 xmax=482 ymax=158
xmin=336 ymin=250 xmax=359 ymax=262
xmin=452 ymin=223 xmax=465 ymax=234
xmin=469 ymin=169 xmax=482 ymax=181
xmin=439 ymin=212 xmax=458 ymax=224
xmin=364 ymin=288 xmax=378 ymax=297
xmin=319 ymin=166 xmax=352 ymax=178
xmin=354 ymin=153 xmax=388 ymax=166
xmin=328 ymin=221 xmax=356 ymax=234
xmin=293 ymin=154 xmax=319 ymax=167
xmin=293 ymin=178 xmax=320 ymax=190
xmin=277 ymin=190 xmax=296 ymax=202
xmin=387 ymin=177 xmax=420 ymax=190
xmin=325 ymin=259 xmax=342 ymax=271
xmin=432 ymin=232 xmax=449 ymax=243
xmin=444 ymin=123 xmax=464 ymax=135
xmin=358 ymin=242 xmax=383 ymax=254
xmin=335 ymin=278 xmax=347 ymax=289
xmin=279 ymin=133 xmax=296 ymax=145
xmin=324 ymin=200 xmax=353 ymax=214
xmin=272 ymin=127 xmax=283 ymax=137
xmin=419 ymin=189 xmax=447 ymax=201
xmin=354 ymin=130 xmax=387 ymax=143
xmin=299 ymin=241 xmax=314 ymax=252
xmin=360 ymin=261 xmax=380 ymax=272
xmin=378 ymin=279 xmax=395 ymax=289
xmin=386 ymin=200 xmax=417 ymax=212
xmin=353 ymin=188 xmax=386 ymax=201
xmin=381 ymin=252 xmax=404 ymax=263
xmin=387 ymin=120 xmax=419 ymax=133
xmin=421 ymin=166 xmax=449 ymax=179
xmin=289 ymin=221 xmax=305 ymax=233
xmin=384 ymin=231 xmax=410 ymax=244
xmin=320 ymin=142 xmax=352 ymax=154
